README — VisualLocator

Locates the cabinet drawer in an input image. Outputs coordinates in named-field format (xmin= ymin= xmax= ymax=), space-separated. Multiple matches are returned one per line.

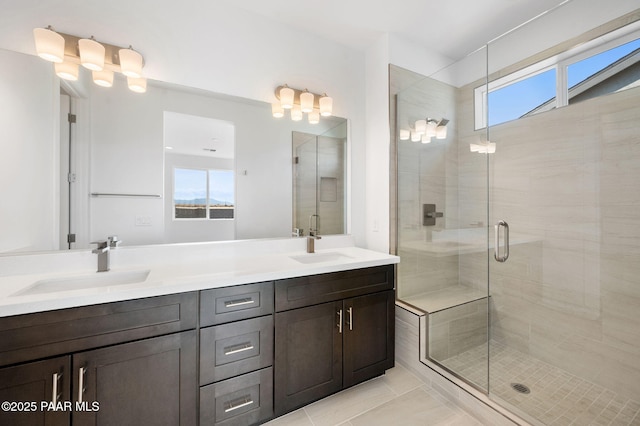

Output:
xmin=275 ymin=265 xmax=394 ymax=312
xmin=200 ymin=282 xmax=274 ymax=326
xmin=200 ymin=367 xmax=273 ymax=426
xmin=200 ymin=316 xmax=273 ymax=385
xmin=0 ymin=292 xmax=197 ymax=367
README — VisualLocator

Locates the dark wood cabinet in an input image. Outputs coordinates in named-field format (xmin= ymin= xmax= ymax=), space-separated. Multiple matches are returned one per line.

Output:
xmin=0 ymin=293 xmax=198 ymax=426
xmin=0 ymin=356 xmax=71 ymax=426
xmin=343 ymin=291 xmax=395 ymax=388
xmin=273 ymin=265 xmax=395 ymax=416
xmin=274 ymin=301 xmax=343 ymax=415
xmin=73 ymin=331 xmax=197 ymax=426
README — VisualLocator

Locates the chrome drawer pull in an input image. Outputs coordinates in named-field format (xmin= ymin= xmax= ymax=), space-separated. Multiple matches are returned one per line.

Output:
xmin=337 ymin=309 xmax=343 ymax=333
xmin=52 ymin=372 xmax=62 ymax=405
xmin=224 ymin=298 xmax=255 ymax=308
xmin=78 ymin=367 xmax=86 ymax=403
xmin=224 ymin=343 xmax=255 ymax=356
xmin=347 ymin=307 xmax=353 ymax=331
xmin=224 ymin=396 xmax=254 ymax=413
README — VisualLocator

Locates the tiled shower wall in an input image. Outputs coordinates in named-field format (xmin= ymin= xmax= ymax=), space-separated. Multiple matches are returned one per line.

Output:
xmin=458 ymin=78 xmax=640 ymax=398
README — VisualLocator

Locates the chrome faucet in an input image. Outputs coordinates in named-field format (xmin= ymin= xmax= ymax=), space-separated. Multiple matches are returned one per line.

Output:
xmin=91 ymin=241 xmax=110 ymax=272
xmin=91 ymin=236 xmax=121 ymax=272
xmin=307 ymin=214 xmax=321 ymax=253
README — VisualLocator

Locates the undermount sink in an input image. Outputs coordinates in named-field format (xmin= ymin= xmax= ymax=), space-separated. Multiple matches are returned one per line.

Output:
xmin=12 ymin=269 xmax=151 ymax=297
xmin=290 ymin=252 xmax=351 ymax=264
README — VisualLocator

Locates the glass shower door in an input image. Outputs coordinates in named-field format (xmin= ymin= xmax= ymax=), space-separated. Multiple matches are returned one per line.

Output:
xmin=486 ymin=10 xmax=640 ymax=424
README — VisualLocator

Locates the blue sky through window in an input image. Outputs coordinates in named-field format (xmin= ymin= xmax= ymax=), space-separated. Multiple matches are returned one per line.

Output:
xmin=488 ymin=68 xmax=556 ymax=127
xmin=209 ymin=170 xmax=234 ymax=205
xmin=487 ymin=37 xmax=640 ymax=128
xmin=568 ymin=38 xmax=640 ymax=88
xmin=174 ymin=168 xmax=206 ymax=204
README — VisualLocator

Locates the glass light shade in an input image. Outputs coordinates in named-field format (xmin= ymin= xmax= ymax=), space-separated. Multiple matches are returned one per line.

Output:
xmin=93 ymin=69 xmax=113 ymax=87
xmin=319 ymin=95 xmax=333 ymax=116
xmin=300 ymin=91 xmax=314 ymax=113
xmin=280 ymin=86 xmax=295 ymax=109
xmin=33 ymin=28 xmax=65 ymax=63
xmin=410 ymin=131 xmax=421 ymax=142
xmin=272 ymin=102 xmax=284 ymax=118
xmin=436 ymin=125 xmax=447 ymax=139
xmin=79 ymin=38 xmax=105 ymax=71
xmin=127 ymin=76 xmax=147 ymax=93
xmin=308 ymin=110 xmax=320 ymax=124
xmin=119 ymin=48 xmax=143 ymax=78
xmin=54 ymin=62 xmax=79 ymax=81
xmin=421 ymin=134 xmax=432 ymax=144
xmin=415 ymin=119 xmax=427 ymax=134
xmin=399 ymin=129 xmax=410 ymax=140
xmin=426 ymin=120 xmax=437 ymax=138
xmin=290 ymin=105 xmax=303 ymax=121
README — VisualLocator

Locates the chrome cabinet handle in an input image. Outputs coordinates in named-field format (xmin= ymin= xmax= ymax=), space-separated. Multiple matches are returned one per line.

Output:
xmin=346 ymin=307 xmax=353 ymax=331
xmin=224 ymin=396 xmax=254 ymax=413
xmin=52 ymin=372 xmax=61 ymax=405
xmin=494 ymin=220 xmax=510 ymax=263
xmin=78 ymin=367 xmax=86 ymax=403
xmin=224 ymin=343 xmax=255 ymax=356
xmin=224 ymin=298 xmax=255 ymax=308
xmin=337 ymin=309 xmax=343 ymax=333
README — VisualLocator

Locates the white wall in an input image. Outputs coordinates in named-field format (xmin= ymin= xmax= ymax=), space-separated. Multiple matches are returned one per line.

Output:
xmin=0 ymin=50 xmax=58 ymax=253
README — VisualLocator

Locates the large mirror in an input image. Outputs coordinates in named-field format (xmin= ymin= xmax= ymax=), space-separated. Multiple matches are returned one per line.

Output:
xmin=0 ymin=47 xmax=348 ymax=254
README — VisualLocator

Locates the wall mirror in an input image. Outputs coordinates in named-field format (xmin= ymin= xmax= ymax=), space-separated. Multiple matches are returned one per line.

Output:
xmin=0 ymin=47 xmax=348 ymax=254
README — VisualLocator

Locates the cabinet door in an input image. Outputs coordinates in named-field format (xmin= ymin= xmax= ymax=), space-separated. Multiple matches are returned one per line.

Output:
xmin=0 ymin=356 xmax=70 ymax=426
xmin=274 ymin=301 xmax=342 ymax=416
xmin=72 ymin=331 xmax=197 ymax=426
xmin=343 ymin=290 xmax=395 ymax=388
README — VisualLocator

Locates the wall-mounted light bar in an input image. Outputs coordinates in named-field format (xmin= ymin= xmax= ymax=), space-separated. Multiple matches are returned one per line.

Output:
xmin=33 ymin=26 xmax=146 ymax=93
xmin=272 ymin=85 xmax=333 ymax=124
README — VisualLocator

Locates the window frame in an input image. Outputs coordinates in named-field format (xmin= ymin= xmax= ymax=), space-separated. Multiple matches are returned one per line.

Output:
xmin=475 ymin=23 xmax=640 ymax=130
xmin=172 ymin=166 xmax=235 ymax=221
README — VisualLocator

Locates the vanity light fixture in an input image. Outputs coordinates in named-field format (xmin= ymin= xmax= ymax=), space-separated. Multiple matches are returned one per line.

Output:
xmin=400 ymin=117 xmax=449 ymax=143
xmin=273 ymin=85 xmax=333 ymax=124
xmin=470 ymin=141 xmax=496 ymax=154
xmin=33 ymin=26 xmax=147 ymax=93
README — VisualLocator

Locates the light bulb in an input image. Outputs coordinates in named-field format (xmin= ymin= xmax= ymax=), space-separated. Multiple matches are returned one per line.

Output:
xmin=119 ymin=47 xmax=143 ymax=78
xmin=308 ymin=110 xmax=320 ymax=124
xmin=300 ymin=90 xmax=314 ymax=113
xmin=415 ymin=119 xmax=427 ymax=134
xmin=319 ymin=94 xmax=333 ymax=117
xmin=127 ymin=76 xmax=147 ymax=93
xmin=280 ymin=86 xmax=294 ymax=109
xmin=411 ymin=131 xmax=421 ymax=142
xmin=272 ymin=102 xmax=284 ymax=118
xmin=33 ymin=27 xmax=65 ymax=63
xmin=55 ymin=62 xmax=79 ymax=81
xmin=290 ymin=105 xmax=302 ymax=121
xmin=399 ymin=129 xmax=410 ymax=140
xmin=93 ymin=69 xmax=113 ymax=87
xmin=436 ymin=124 xmax=447 ymax=139
xmin=78 ymin=37 xmax=105 ymax=71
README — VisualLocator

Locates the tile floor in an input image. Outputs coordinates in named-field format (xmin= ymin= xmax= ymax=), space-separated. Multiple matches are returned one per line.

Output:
xmin=263 ymin=363 xmax=484 ymax=426
xmin=440 ymin=341 xmax=640 ymax=426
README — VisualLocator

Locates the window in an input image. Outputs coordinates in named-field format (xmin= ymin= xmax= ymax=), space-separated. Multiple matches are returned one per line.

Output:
xmin=174 ymin=168 xmax=234 ymax=219
xmin=475 ymin=26 xmax=640 ymax=129
xmin=487 ymin=68 xmax=556 ymax=127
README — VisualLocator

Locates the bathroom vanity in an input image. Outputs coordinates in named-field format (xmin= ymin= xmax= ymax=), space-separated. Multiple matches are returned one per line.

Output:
xmin=0 ymin=236 xmax=398 ymax=425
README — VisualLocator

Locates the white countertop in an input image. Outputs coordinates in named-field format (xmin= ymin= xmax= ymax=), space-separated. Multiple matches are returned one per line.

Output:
xmin=0 ymin=236 xmax=398 ymax=317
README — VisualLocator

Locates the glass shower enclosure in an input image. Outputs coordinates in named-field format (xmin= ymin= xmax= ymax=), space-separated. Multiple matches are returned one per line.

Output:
xmin=394 ymin=6 xmax=640 ymax=425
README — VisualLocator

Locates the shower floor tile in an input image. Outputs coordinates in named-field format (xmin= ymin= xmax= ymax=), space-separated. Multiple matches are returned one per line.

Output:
xmin=440 ymin=341 xmax=640 ymax=426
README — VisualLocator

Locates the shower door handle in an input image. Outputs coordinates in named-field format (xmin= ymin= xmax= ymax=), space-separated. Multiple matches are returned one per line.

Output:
xmin=494 ymin=220 xmax=509 ymax=263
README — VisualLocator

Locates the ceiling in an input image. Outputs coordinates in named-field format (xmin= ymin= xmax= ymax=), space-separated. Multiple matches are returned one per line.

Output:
xmin=222 ymin=0 xmax=571 ymax=60
xmin=163 ymin=112 xmax=235 ymax=159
